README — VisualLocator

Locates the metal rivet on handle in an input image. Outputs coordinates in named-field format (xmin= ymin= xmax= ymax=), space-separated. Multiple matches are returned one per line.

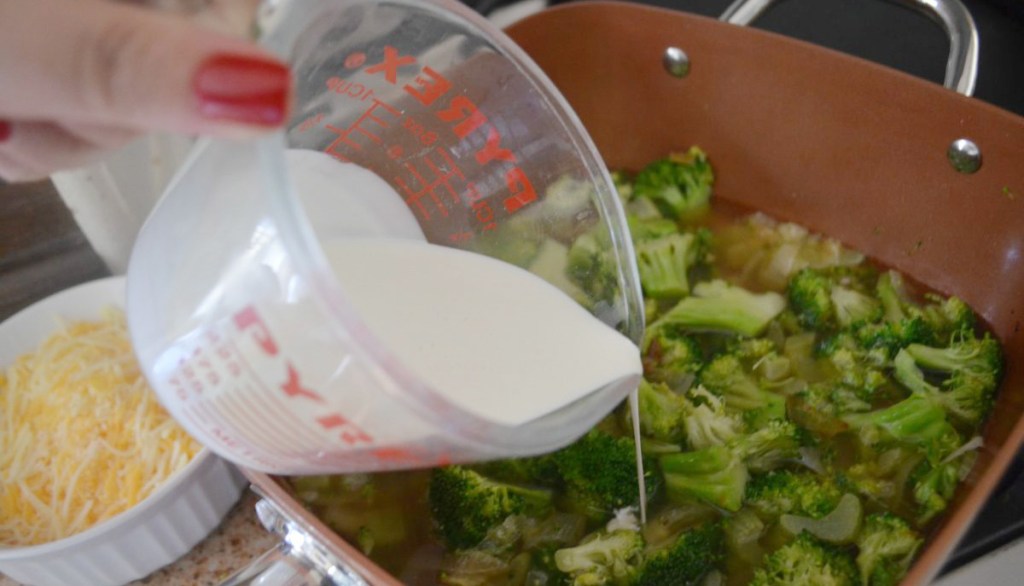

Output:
xmin=663 ymin=47 xmax=690 ymax=78
xmin=947 ymin=138 xmax=982 ymax=174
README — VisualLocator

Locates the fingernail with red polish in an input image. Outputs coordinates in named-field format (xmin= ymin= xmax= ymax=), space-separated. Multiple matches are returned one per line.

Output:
xmin=193 ymin=54 xmax=290 ymax=126
xmin=0 ymin=120 xmax=11 ymax=143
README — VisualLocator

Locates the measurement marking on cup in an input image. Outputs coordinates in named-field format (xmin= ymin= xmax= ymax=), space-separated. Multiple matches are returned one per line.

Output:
xmin=343 ymin=52 xmax=366 ymax=69
xmin=212 ymin=394 xmax=307 ymax=466
xmin=187 ymin=401 xmax=279 ymax=469
xmin=165 ymin=308 xmax=378 ymax=457
xmin=219 ymin=390 xmax=295 ymax=448
xmin=401 ymin=114 xmax=439 ymax=146
xmin=326 ymin=77 xmax=376 ymax=102
xmin=218 ymin=334 xmax=331 ymax=447
xmin=323 ymin=45 xmax=540 ymax=221
xmin=219 ymin=327 xmax=355 ymax=449
xmin=219 ymin=390 xmax=313 ymax=453
xmin=239 ymin=380 xmax=330 ymax=447
xmin=324 ymin=99 xmax=400 ymax=162
xmin=396 ymin=147 xmax=465 ymax=219
xmin=231 ymin=305 xmax=376 ymax=448
xmin=297 ymin=113 xmax=324 ymax=133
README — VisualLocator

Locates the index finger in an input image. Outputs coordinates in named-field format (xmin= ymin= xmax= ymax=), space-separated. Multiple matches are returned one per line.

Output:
xmin=0 ymin=0 xmax=291 ymax=136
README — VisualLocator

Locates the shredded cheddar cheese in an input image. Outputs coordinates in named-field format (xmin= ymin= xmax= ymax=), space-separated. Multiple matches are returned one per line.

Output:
xmin=0 ymin=309 xmax=200 ymax=546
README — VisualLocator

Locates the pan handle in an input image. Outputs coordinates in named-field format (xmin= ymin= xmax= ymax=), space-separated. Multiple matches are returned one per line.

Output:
xmin=217 ymin=498 xmax=370 ymax=586
xmin=719 ymin=0 xmax=979 ymax=96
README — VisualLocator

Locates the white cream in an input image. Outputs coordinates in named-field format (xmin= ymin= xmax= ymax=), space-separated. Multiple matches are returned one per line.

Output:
xmin=322 ymin=238 xmax=642 ymax=426
xmin=285 ymin=149 xmax=426 ymax=242
xmin=284 ymin=149 xmax=642 ymax=427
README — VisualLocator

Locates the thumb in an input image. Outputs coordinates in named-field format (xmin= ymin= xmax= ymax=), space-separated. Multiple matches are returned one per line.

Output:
xmin=0 ymin=0 xmax=291 ymax=137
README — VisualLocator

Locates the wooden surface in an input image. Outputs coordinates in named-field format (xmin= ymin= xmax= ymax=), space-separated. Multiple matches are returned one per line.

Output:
xmin=0 ymin=180 xmax=110 ymax=320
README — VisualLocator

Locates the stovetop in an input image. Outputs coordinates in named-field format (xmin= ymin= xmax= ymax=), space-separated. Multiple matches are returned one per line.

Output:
xmin=467 ymin=0 xmax=1024 ymax=578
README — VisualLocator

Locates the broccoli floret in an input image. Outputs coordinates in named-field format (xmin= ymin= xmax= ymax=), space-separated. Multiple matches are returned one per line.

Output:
xmin=566 ymin=228 xmax=617 ymax=303
xmin=787 ymin=268 xmax=881 ymax=332
xmin=892 ymin=346 xmax=999 ymax=427
xmin=660 ymin=445 xmax=749 ymax=512
xmin=642 ymin=327 xmax=703 ymax=391
xmin=862 ymin=271 xmax=939 ymax=348
xmin=471 ymin=222 xmax=544 ymax=269
xmin=876 ymin=271 xmax=913 ymax=324
xmin=817 ymin=331 xmax=862 ymax=358
xmin=728 ymin=338 xmax=778 ymax=363
xmin=896 ymin=335 xmax=1002 ymax=428
xmin=699 ymin=354 xmax=786 ymax=422
xmin=731 ymin=419 xmax=802 ymax=473
xmin=856 ymin=513 xmax=923 ymax=586
xmin=862 ymin=271 xmax=947 ymax=353
xmin=786 ymin=385 xmax=846 ymax=439
xmin=553 ymin=529 xmax=644 ymax=586
xmin=910 ymin=459 xmax=961 ymax=525
xmin=660 ymin=417 xmax=799 ymax=511
xmin=730 ymin=338 xmax=794 ymax=386
xmin=787 ymin=380 xmax=877 ymax=440
xmin=910 ymin=435 xmax=980 ymax=524
xmin=855 ymin=317 xmax=935 ymax=358
xmin=429 ymin=466 xmax=553 ymax=549
xmin=636 ymin=379 xmax=688 ymax=443
xmin=750 ymin=532 xmax=859 ymax=586
xmin=681 ymin=385 xmax=742 ymax=451
xmin=842 ymin=394 xmax=958 ymax=454
xmin=554 ymin=430 xmax=659 ymax=520
xmin=860 ymin=562 xmax=903 ymax=586
xmin=626 ymin=196 xmax=665 ymax=221
xmin=652 ymin=280 xmax=786 ymax=337
xmin=904 ymin=335 xmax=1003 ymax=379
xmin=634 ymin=522 xmax=724 ymax=586
xmin=820 ymin=381 xmax=873 ymax=414
xmin=745 ymin=470 xmax=844 ymax=520
xmin=632 ymin=147 xmax=714 ymax=222
xmin=527 ymin=238 xmax=590 ymax=305
xmin=627 ymin=216 xmax=679 ymax=242
xmin=826 ymin=347 xmax=889 ymax=398
xmin=831 ymin=287 xmax=883 ymax=330
xmin=636 ymin=232 xmax=707 ymax=300
xmin=787 ymin=268 xmax=833 ymax=330
xmin=920 ymin=293 xmax=975 ymax=343
xmin=472 ymin=455 xmax=562 ymax=489
xmin=532 ymin=175 xmax=601 ymax=237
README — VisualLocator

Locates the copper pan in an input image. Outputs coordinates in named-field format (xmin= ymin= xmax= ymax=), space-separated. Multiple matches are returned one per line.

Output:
xmin=238 ymin=1 xmax=1024 ymax=585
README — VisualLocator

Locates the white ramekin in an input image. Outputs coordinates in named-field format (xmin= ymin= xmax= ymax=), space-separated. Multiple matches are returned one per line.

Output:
xmin=0 ymin=277 xmax=248 ymax=586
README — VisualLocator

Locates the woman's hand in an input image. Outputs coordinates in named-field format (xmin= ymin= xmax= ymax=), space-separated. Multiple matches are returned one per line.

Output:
xmin=0 ymin=0 xmax=291 ymax=182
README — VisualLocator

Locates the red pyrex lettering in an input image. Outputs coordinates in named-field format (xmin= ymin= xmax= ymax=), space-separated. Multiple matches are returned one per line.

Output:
xmin=360 ymin=46 xmax=538 ymax=214
xmin=233 ymin=306 xmax=374 ymax=446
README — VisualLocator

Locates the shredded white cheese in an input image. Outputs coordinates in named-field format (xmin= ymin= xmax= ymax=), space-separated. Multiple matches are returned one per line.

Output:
xmin=0 ymin=309 xmax=200 ymax=546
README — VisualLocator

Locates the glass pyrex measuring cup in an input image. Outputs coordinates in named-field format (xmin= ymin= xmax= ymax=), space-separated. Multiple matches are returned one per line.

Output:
xmin=126 ymin=0 xmax=643 ymax=474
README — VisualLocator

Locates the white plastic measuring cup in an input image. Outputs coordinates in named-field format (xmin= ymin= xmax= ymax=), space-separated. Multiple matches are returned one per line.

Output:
xmin=126 ymin=0 xmax=643 ymax=474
